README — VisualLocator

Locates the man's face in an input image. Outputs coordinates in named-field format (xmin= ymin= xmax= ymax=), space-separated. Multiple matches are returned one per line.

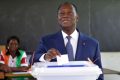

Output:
xmin=58 ymin=4 xmax=78 ymax=30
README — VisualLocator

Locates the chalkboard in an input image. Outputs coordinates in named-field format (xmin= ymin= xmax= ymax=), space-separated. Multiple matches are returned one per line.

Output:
xmin=91 ymin=0 xmax=120 ymax=51
xmin=0 ymin=0 xmax=120 ymax=52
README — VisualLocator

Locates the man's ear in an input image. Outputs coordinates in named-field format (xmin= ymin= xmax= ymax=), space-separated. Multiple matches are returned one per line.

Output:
xmin=76 ymin=14 xmax=79 ymax=22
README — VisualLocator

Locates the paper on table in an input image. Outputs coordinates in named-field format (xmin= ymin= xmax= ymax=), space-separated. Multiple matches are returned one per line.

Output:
xmin=12 ymin=72 xmax=30 ymax=74
xmin=56 ymin=54 xmax=69 ymax=65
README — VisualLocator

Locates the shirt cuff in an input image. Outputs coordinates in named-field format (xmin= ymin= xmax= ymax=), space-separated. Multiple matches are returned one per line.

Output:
xmin=39 ymin=53 xmax=47 ymax=62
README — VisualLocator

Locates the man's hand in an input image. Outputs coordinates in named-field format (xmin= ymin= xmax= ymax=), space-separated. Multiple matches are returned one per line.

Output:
xmin=44 ymin=48 xmax=61 ymax=61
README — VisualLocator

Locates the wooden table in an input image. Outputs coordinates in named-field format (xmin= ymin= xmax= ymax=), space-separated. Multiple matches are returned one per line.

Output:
xmin=5 ymin=72 xmax=33 ymax=78
xmin=0 ymin=72 xmax=4 ymax=79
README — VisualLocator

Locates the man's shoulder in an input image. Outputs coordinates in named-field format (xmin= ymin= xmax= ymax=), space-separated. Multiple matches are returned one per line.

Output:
xmin=42 ymin=31 xmax=61 ymax=39
xmin=80 ymin=33 xmax=99 ymax=44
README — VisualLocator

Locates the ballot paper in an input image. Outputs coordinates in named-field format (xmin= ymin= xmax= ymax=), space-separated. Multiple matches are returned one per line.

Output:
xmin=56 ymin=54 xmax=69 ymax=65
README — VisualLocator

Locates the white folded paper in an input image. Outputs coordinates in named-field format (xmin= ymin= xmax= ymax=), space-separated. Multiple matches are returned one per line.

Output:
xmin=56 ymin=54 xmax=69 ymax=65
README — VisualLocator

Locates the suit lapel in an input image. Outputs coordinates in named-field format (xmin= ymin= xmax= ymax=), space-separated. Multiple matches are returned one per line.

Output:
xmin=75 ymin=32 xmax=85 ymax=60
xmin=53 ymin=31 xmax=87 ymax=60
xmin=53 ymin=31 xmax=67 ymax=55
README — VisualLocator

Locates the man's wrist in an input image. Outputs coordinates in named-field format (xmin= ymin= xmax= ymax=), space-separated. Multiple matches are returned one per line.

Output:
xmin=44 ymin=53 xmax=47 ymax=60
xmin=44 ymin=53 xmax=51 ymax=61
xmin=39 ymin=53 xmax=49 ymax=62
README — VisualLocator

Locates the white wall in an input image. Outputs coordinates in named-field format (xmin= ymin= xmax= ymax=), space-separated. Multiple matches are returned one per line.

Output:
xmin=101 ymin=52 xmax=120 ymax=71
xmin=101 ymin=52 xmax=120 ymax=80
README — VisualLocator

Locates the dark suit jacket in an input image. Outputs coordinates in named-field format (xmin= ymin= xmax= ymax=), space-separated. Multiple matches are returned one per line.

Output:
xmin=32 ymin=30 xmax=103 ymax=80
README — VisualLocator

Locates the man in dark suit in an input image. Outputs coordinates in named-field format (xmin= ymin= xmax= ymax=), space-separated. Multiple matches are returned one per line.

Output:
xmin=31 ymin=2 xmax=103 ymax=80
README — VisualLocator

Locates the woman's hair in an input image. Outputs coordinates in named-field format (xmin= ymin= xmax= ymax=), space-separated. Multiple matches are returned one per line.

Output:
xmin=7 ymin=36 xmax=20 ymax=45
xmin=6 ymin=36 xmax=21 ymax=56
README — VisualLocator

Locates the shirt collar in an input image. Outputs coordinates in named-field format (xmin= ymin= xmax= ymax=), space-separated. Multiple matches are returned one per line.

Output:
xmin=62 ymin=29 xmax=79 ymax=40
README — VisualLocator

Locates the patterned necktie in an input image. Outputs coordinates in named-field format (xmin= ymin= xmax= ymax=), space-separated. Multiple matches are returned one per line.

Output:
xmin=66 ymin=36 xmax=74 ymax=61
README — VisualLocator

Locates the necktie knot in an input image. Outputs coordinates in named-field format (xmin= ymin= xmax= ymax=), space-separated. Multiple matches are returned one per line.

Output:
xmin=66 ymin=36 xmax=71 ymax=41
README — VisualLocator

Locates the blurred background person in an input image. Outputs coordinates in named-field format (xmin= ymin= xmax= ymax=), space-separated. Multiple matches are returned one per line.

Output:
xmin=0 ymin=36 xmax=29 ymax=72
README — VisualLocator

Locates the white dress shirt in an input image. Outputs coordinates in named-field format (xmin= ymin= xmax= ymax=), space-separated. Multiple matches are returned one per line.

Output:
xmin=62 ymin=29 xmax=79 ymax=58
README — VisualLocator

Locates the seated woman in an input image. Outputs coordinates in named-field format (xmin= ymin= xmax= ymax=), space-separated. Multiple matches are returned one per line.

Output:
xmin=0 ymin=36 xmax=29 ymax=72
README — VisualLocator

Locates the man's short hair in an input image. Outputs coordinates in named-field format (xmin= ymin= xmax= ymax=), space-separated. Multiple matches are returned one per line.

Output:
xmin=57 ymin=2 xmax=78 ymax=14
